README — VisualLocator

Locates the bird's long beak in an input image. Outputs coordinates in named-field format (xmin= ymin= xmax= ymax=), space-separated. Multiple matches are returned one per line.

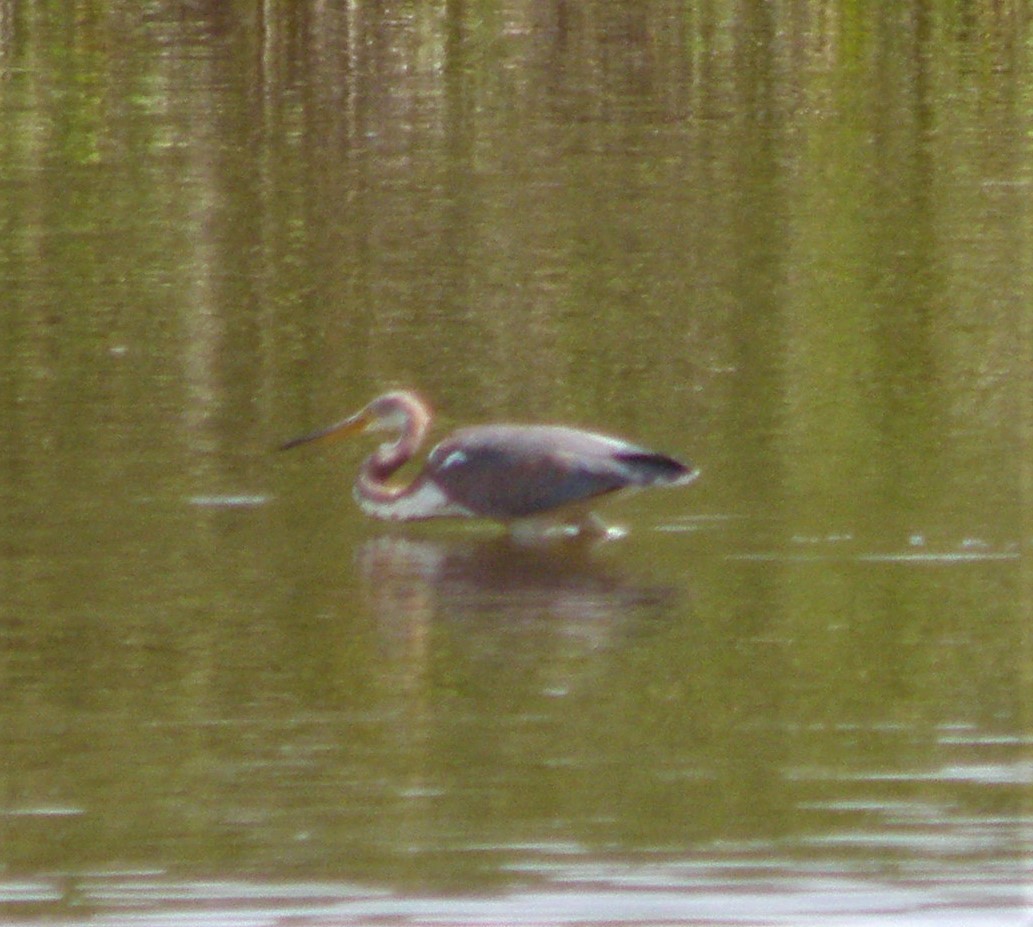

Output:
xmin=279 ymin=409 xmax=371 ymax=451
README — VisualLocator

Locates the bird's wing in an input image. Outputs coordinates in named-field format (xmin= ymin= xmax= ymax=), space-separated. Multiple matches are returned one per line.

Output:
xmin=424 ymin=426 xmax=687 ymax=519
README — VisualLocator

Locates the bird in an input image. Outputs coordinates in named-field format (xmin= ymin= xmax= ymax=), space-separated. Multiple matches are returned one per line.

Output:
xmin=279 ymin=390 xmax=698 ymax=539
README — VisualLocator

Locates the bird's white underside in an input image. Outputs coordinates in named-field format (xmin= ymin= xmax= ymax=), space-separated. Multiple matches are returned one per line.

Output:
xmin=354 ymin=479 xmax=474 ymax=521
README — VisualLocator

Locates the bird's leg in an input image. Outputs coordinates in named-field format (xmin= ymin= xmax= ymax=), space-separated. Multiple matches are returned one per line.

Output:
xmin=574 ymin=512 xmax=626 ymax=542
xmin=509 ymin=517 xmax=554 ymax=544
xmin=509 ymin=511 xmax=626 ymax=545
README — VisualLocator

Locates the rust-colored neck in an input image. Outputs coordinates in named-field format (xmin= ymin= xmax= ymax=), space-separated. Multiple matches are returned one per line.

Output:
xmin=355 ymin=392 xmax=432 ymax=506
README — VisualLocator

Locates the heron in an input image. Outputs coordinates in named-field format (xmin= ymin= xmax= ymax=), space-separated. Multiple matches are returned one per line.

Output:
xmin=280 ymin=390 xmax=698 ymax=538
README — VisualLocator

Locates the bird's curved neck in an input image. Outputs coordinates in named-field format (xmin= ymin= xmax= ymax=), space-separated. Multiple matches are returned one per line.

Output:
xmin=354 ymin=404 xmax=430 ymax=513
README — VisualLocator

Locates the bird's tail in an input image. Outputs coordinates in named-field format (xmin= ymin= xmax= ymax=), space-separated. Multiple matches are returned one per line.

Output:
xmin=617 ymin=452 xmax=700 ymax=487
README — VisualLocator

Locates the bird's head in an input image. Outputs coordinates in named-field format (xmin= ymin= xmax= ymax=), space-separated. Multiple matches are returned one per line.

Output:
xmin=279 ymin=390 xmax=430 ymax=451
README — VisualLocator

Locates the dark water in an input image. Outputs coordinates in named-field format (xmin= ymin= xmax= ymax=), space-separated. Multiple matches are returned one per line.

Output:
xmin=0 ymin=2 xmax=1030 ymax=924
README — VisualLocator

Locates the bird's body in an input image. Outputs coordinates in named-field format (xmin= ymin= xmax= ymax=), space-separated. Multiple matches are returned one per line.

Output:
xmin=281 ymin=391 xmax=698 ymax=538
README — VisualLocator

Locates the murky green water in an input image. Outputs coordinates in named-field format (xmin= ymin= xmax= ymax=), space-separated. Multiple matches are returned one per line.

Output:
xmin=1 ymin=2 xmax=1030 ymax=924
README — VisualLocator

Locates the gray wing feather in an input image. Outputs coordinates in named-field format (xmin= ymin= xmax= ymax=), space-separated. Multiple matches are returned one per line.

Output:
xmin=425 ymin=426 xmax=692 ymax=519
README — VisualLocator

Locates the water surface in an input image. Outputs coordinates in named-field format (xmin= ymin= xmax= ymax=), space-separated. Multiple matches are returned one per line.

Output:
xmin=0 ymin=1 xmax=1030 ymax=924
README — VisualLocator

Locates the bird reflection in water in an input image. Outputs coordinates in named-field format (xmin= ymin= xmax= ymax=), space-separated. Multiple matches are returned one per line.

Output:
xmin=356 ymin=535 xmax=677 ymax=673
